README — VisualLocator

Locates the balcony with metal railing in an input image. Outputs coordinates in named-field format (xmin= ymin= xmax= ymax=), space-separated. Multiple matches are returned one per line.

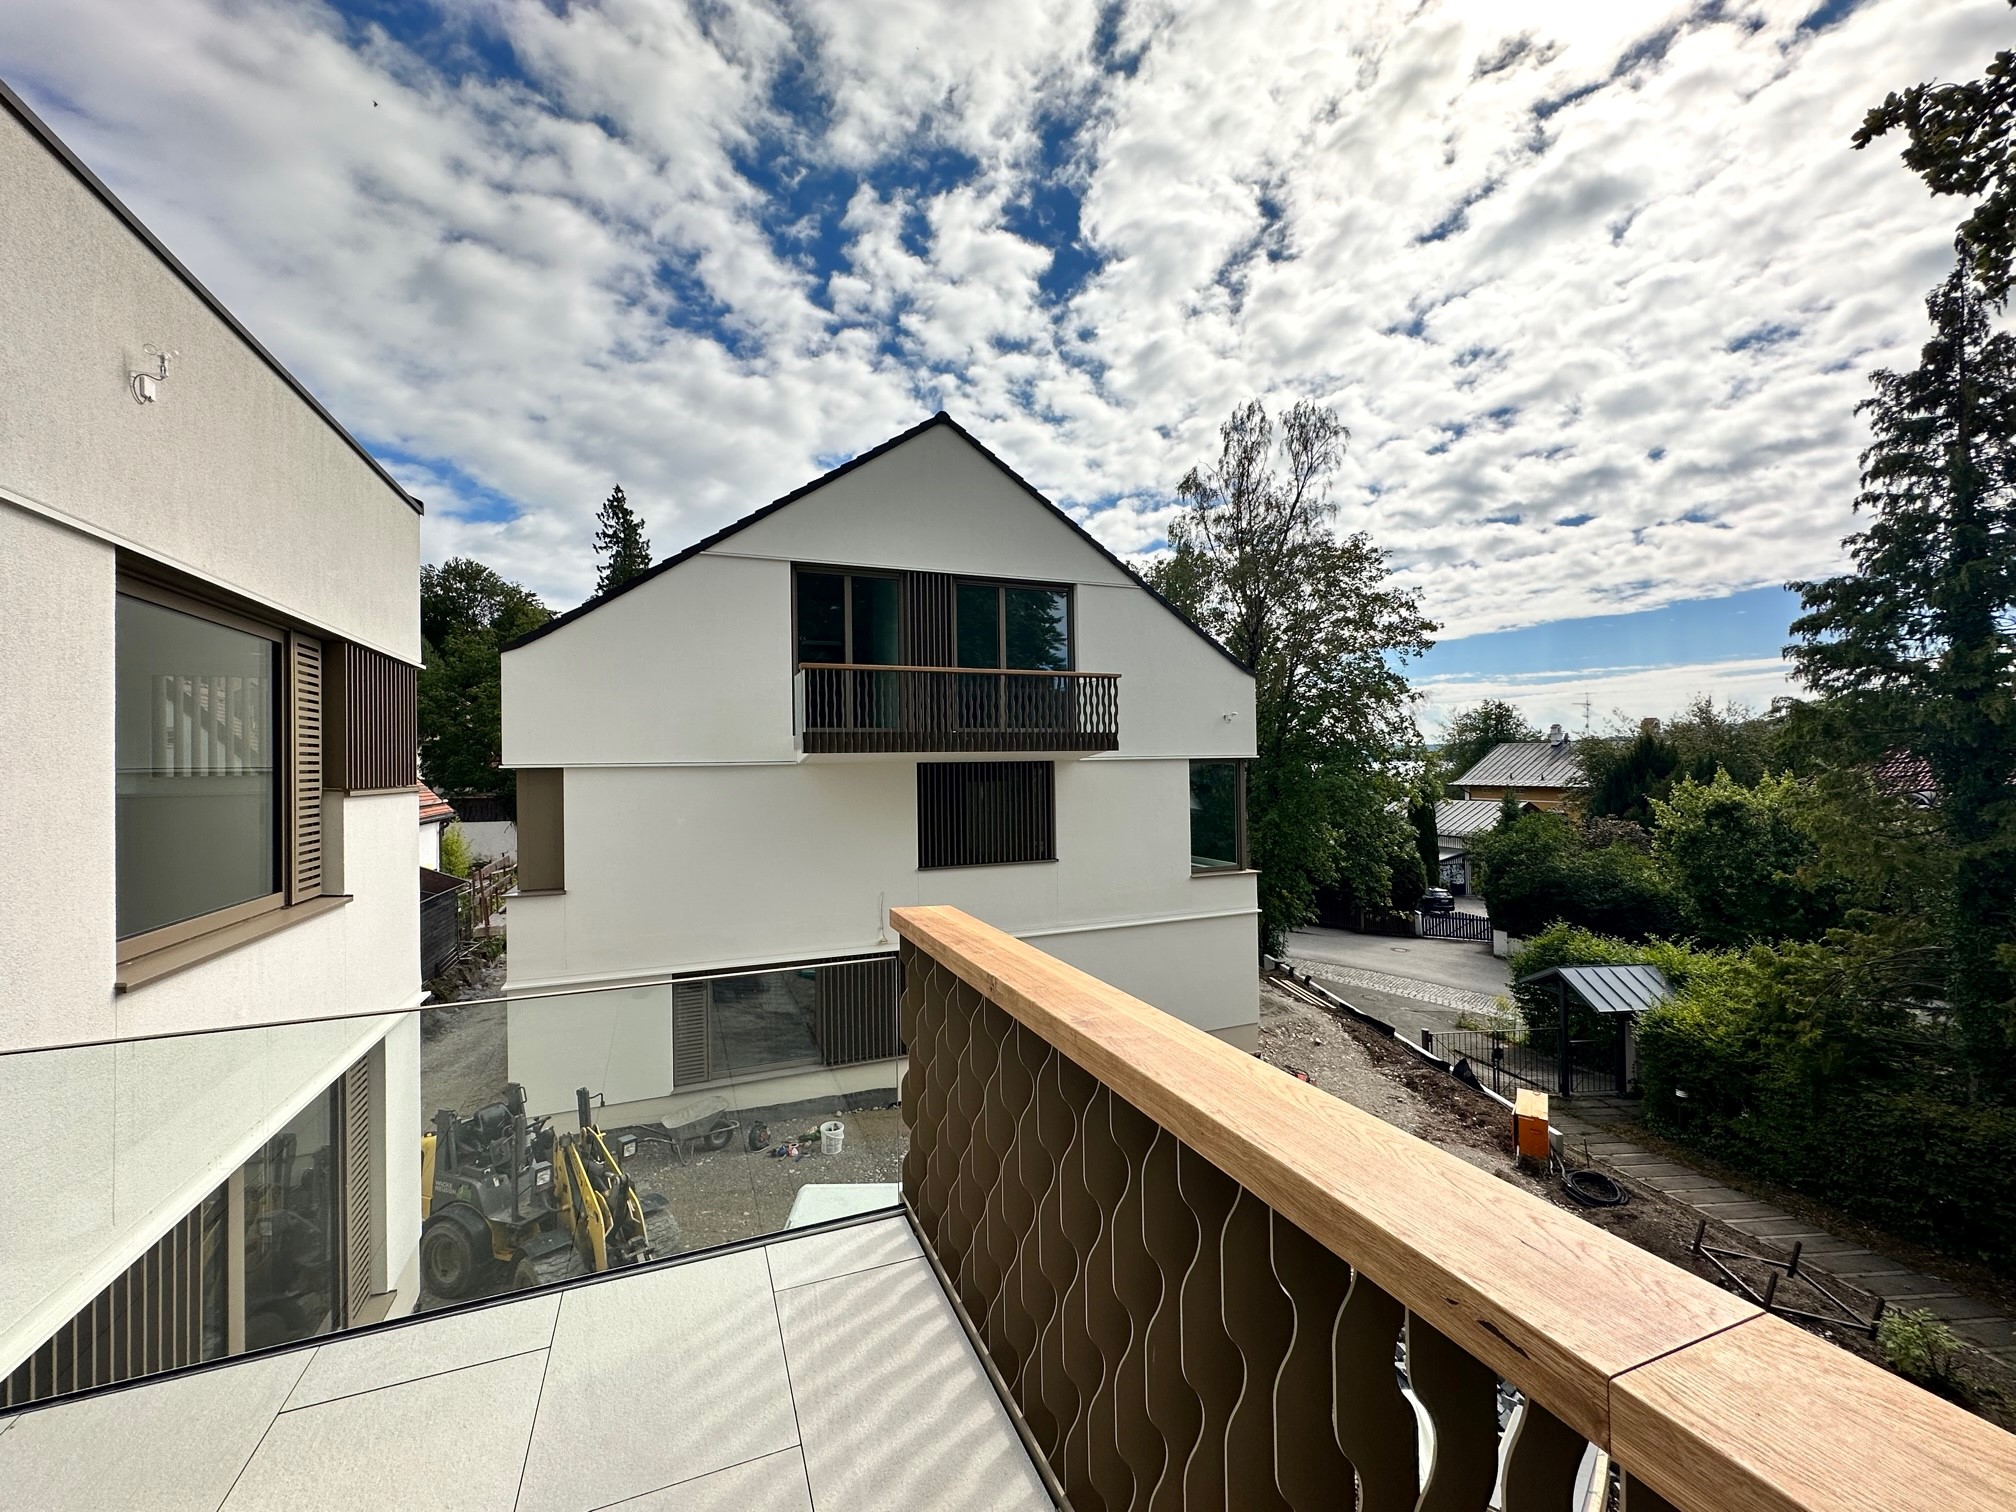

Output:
xmin=793 ymin=663 xmax=1120 ymax=755
xmin=3 ymin=911 xmax=2013 ymax=1509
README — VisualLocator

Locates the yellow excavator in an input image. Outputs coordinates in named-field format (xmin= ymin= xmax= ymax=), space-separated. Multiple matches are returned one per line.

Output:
xmin=419 ymin=1084 xmax=672 ymax=1299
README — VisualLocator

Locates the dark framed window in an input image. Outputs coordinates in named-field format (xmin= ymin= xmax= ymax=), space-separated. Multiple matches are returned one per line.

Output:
xmin=116 ymin=586 xmax=285 ymax=947
xmin=955 ymin=580 xmax=1071 ymax=670
xmin=794 ymin=568 xmax=900 ymax=666
xmin=918 ymin=761 xmax=1056 ymax=869
xmin=1190 ymin=760 xmax=1247 ymax=872
xmin=116 ymin=578 xmax=327 ymax=968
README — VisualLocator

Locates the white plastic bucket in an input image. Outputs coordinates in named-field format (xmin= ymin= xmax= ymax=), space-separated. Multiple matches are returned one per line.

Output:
xmin=819 ymin=1119 xmax=845 ymax=1156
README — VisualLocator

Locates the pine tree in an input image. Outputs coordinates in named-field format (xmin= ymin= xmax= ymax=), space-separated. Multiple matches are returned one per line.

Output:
xmin=1788 ymin=251 xmax=2016 ymax=1088
xmin=593 ymin=485 xmax=653 ymax=595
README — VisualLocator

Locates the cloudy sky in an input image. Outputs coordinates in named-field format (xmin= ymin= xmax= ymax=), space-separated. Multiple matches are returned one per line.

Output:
xmin=2 ymin=0 xmax=2004 ymax=733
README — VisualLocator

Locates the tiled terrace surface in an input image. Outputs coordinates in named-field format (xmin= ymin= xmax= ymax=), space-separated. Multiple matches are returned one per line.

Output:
xmin=0 ymin=1216 xmax=1051 ymax=1512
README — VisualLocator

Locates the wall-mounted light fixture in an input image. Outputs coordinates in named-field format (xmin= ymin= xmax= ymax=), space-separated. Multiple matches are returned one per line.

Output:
xmin=130 ymin=344 xmax=177 ymax=405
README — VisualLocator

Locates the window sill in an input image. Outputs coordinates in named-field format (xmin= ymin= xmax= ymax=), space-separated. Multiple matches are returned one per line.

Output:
xmin=115 ymin=894 xmax=351 ymax=994
xmin=1191 ymin=867 xmax=1258 ymax=878
xmin=513 ymin=887 xmax=566 ymax=898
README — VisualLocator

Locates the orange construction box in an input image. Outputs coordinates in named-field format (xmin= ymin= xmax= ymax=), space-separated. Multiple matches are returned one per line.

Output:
xmin=1514 ymin=1088 xmax=1551 ymax=1164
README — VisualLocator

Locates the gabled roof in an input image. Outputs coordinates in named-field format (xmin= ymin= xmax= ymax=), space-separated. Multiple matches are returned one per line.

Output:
xmin=417 ymin=782 xmax=456 ymax=825
xmin=1517 ymin=963 xmax=1674 ymax=1016
xmin=1434 ymin=798 xmax=1505 ymax=840
xmin=503 ymin=412 xmax=1248 ymax=673
xmin=1456 ymin=740 xmax=1585 ymax=791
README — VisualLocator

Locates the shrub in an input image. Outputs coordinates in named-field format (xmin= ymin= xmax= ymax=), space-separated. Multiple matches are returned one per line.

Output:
xmin=1473 ymin=809 xmax=1681 ymax=940
xmin=439 ymin=821 xmax=473 ymax=878
xmin=1878 ymin=1309 xmax=1966 ymax=1393
xmin=1650 ymin=771 xmax=1844 ymax=946
xmin=1638 ymin=942 xmax=2016 ymax=1270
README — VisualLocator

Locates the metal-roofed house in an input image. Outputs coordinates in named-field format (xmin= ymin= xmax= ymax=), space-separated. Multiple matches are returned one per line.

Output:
xmin=1452 ymin=724 xmax=1586 ymax=812
xmin=1432 ymin=797 xmax=1508 ymax=893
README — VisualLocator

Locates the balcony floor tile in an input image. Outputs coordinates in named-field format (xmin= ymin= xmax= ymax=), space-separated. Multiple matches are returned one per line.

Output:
xmin=775 ymin=1257 xmax=1049 ymax=1512
xmin=596 ymin=1448 xmax=814 ymax=1511
xmin=285 ymin=1293 xmax=559 ymax=1410
xmin=0 ymin=1350 xmax=307 ymax=1512
xmin=220 ymin=1350 xmax=547 ymax=1512
xmin=767 ymin=1214 xmax=921 ymax=1292
xmin=515 ymin=1248 xmax=798 ymax=1512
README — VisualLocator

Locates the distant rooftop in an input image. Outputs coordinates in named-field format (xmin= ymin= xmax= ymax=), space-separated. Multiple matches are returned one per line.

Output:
xmin=1435 ymin=798 xmax=1506 ymax=838
xmin=1520 ymin=962 xmax=1675 ymax=1016
xmin=1455 ymin=737 xmax=1585 ymax=791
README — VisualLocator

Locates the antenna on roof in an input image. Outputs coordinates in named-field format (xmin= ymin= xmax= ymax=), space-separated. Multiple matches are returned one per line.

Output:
xmin=1577 ymin=693 xmax=1593 ymax=735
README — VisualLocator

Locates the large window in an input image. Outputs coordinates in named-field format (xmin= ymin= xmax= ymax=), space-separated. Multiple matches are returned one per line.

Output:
xmin=1190 ymin=761 xmax=1247 ymax=872
xmin=795 ymin=569 xmax=899 ymax=665
xmin=918 ymin=761 xmax=1056 ymax=869
xmin=796 ymin=569 xmax=900 ymax=731
xmin=955 ymin=581 xmax=1070 ymax=670
xmin=116 ymin=591 xmax=282 ymax=941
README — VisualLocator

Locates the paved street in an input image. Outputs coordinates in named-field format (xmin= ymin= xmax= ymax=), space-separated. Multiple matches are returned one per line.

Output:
xmin=1286 ymin=924 xmax=1512 ymax=998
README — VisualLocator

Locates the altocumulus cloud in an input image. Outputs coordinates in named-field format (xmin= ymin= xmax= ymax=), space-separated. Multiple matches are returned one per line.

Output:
xmin=0 ymin=0 xmax=2003 ymax=620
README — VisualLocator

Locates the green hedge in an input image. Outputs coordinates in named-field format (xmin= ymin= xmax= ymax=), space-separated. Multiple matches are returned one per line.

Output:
xmin=1638 ymin=1004 xmax=2016 ymax=1270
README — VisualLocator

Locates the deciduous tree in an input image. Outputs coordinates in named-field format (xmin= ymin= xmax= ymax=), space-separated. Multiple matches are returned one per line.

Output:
xmin=419 ymin=558 xmax=552 ymax=797
xmin=1148 ymin=399 xmax=1436 ymax=950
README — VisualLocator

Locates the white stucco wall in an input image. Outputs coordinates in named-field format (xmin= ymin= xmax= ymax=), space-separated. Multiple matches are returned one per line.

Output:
xmin=502 ymin=423 xmax=1253 ymax=768
xmin=507 ymin=758 xmax=1258 ymax=1035
xmin=0 ymin=108 xmax=418 ymax=662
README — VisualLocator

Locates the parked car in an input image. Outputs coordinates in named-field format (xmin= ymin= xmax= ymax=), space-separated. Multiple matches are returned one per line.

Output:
xmin=1417 ymin=888 xmax=1456 ymax=915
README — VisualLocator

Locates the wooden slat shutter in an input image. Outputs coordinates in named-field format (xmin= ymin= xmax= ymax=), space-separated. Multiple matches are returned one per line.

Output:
xmin=287 ymin=633 xmax=324 ymax=903
xmin=817 ymin=957 xmax=902 ymax=1067
xmin=672 ymin=981 xmax=711 ymax=1087
xmin=324 ymin=642 xmax=419 ymax=793
xmin=900 ymin=571 xmax=958 ymax=666
xmin=340 ymin=1056 xmax=375 ymax=1322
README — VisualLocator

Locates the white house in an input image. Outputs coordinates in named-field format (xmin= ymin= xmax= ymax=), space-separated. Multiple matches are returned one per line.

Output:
xmin=499 ymin=414 xmax=1258 ymax=1127
xmin=0 ymin=81 xmax=425 ymax=1403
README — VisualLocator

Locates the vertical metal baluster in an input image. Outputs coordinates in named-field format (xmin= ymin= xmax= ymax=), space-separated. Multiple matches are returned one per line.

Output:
xmin=1407 ymin=1312 xmax=1501 ymax=1512
xmin=1332 ymin=1273 xmax=1417 ymax=1512
xmin=1620 ymin=1472 xmax=1683 ymax=1511
xmin=1501 ymin=1395 xmax=1589 ymax=1512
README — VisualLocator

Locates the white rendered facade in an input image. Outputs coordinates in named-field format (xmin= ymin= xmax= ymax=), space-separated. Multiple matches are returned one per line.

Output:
xmin=502 ymin=418 xmax=1258 ymax=1122
xmin=0 ymin=86 xmax=425 ymax=1387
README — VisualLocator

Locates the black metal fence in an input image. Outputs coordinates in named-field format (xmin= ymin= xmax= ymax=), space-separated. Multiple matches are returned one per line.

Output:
xmin=1426 ymin=1026 xmax=1626 ymax=1098
xmin=1416 ymin=910 xmax=1491 ymax=942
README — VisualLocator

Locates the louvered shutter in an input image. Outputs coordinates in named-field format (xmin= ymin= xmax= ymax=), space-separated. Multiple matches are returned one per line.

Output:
xmin=816 ymin=957 xmax=902 ymax=1067
xmin=672 ymin=982 xmax=711 ymax=1087
xmin=287 ymin=633 xmax=323 ymax=902
xmin=340 ymin=1057 xmax=375 ymax=1322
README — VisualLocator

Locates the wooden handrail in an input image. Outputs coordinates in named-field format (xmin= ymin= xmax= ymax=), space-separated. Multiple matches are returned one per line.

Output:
xmin=891 ymin=904 xmax=2016 ymax=1510
xmin=796 ymin=661 xmax=1121 ymax=678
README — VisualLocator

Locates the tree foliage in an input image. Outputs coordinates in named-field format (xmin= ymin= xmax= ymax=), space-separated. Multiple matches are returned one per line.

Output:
xmin=1438 ymin=699 xmax=1539 ymax=787
xmin=1147 ymin=399 xmax=1436 ymax=950
xmin=1650 ymin=772 xmax=1843 ymax=947
xmin=1853 ymin=13 xmax=2016 ymax=305
xmin=1788 ymin=254 xmax=2016 ymax=1086
xmin=593 ymin=484 xmax=653 ymax=596
xmin=1471 ymin=807 xmax=1680 ymax=942
xmin=419 ymin=558 xmax=552 ymax=797
xmin=1579 ymin=725 xmax=1681 ymax=827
